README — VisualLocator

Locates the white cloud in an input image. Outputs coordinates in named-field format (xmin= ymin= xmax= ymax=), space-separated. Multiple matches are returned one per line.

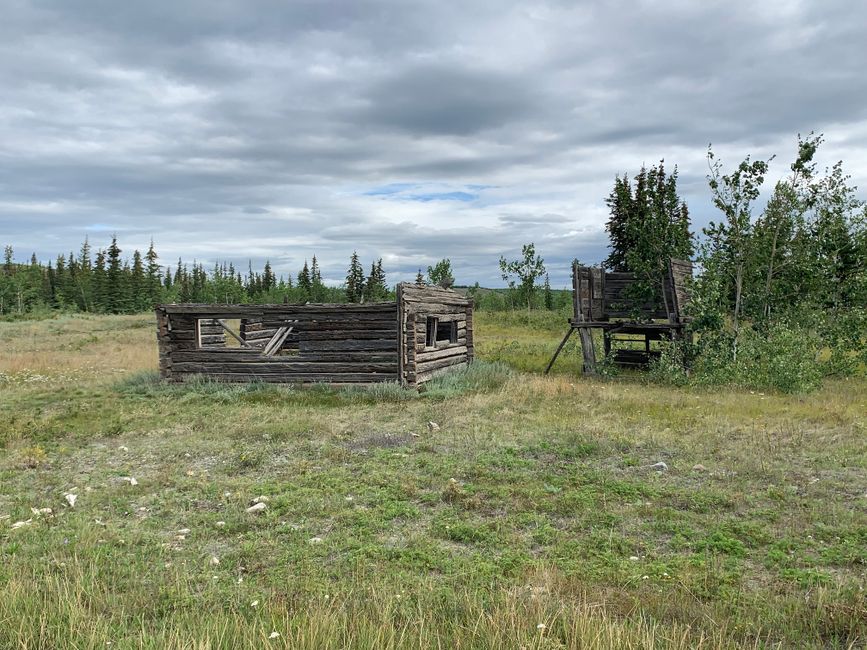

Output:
xmin=1 ymin=0 xmax=866 ymax=286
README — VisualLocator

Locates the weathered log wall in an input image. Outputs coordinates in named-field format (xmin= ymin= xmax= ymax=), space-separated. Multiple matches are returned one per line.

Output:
xmin=573 ymin=259 xmax=693 ymax=323
xmin=155 ymin=303 xmax=399 ymax=384
xmin=397 ymin=283 xmax=474 ymax=387
xmin=156 ymin=288 xmax=475 ymax=387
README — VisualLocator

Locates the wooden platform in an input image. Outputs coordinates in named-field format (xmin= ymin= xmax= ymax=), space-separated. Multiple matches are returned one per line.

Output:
xmin=546 ymin=259 xmax=693 ymax=375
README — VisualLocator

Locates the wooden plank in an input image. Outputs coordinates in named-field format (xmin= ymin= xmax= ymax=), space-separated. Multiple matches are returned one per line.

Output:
xmin=216 ymin=319 xmax=253 ymax=348
xmin=299 ymin=339 xmax=397 ymax=352
xmin=414 ymin=362 xmax=468 ymax=385
xmin=262 ymin=325 xmax=294 ymax=357
xmin=403 ymin=302 xmax=469 ymax=314
xmin=170 ymin=372 xmax=399 ymax=383
xmin=415 ymin=354 xmax=469 ymax=374
xmin=577 ymin=326 xmax=596 ymax=375
xmin=415 ymin=345 xmax=468 ymax=362
xmin=159 ymin=302 xmax=396 ymax=315
xmin=171 ymin=351 xmax=398 ymax=363
xmin=171 ymin=362 xmax=398 ymax=374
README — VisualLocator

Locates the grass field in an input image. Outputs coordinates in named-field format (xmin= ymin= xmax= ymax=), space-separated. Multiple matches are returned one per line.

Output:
xmin=1 ymin=311 xmax=865 ymax=649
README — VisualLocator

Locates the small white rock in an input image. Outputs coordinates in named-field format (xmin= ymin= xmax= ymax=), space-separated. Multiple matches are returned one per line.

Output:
xmin=252 ymin=495 xmax=270 ymax=504
xmin=216 ymin=521 xmax=226 ymax=527
xmin=210 ymin=556 xmax=220 ymax=565
xmin=250 ymin=600 xmax=259 ymax=607
xmin=650 ymin=462 xmax=668 ymax=472
xmin=309 ymin=536 xmax=323 ymax=544
xmin=11 ymin=519 xmax=33 ymax=529
xmin=176 ymin=528 xmax=191 ymax=535
xmin=120 ymin=476 xmax=138 ymax=486
xmin=269 ymin=632 xmax=280 ymax=639
xmin=427 ymin=421 xmax=440 ymax=431
xmin=118 ymin=446 xmax=129 ymax=452
xmin=246 ymin=502 xmax=267 ymax=513
xmin=692 ymin=464 xmax=707 ymax=472
xmin=536 ymin=623 xmax=546 ymax=630
xmin=629 ymin=556 xmax=640 ymax=561
xmin=64 ymin=493 xmax=77 ymax=508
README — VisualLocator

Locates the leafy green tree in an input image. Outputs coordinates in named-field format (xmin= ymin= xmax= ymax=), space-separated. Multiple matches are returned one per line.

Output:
xmin=427 ymin=259 xmax=454 ymax=288
xmin=704 ymin=147 xmax=772 ymax=355
xmin=499 ymin=243 xmax=546 ymax=312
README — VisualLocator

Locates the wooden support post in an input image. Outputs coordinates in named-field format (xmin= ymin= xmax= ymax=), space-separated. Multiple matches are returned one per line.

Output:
xmin=217 ymin=319 xmax=253 ymax=349
xmin=577 ymin=327 xmax=596 ymax=375
xmin=544 ymin=327 xmax=575 ymax=375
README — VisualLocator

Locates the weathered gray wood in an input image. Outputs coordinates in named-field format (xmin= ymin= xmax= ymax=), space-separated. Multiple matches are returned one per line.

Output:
xmin=158 ymin=288 xmax=471 ymax=387
xmin=161 ymin=302 xmax=396 ymax=315
xmin=215 ymin=319 xmax=253 ymax=348
xmin=171 ymin=351 xmax=398 ymax=363
xmin=172 ymin=362 xmax=397 ymax=374
xmin=262 ymin=325 xmax=295 ymax=356
xmin=171 ymin=372 xmax=398 ymax=383
xmin=416 ymin=345 xmax=468 ymax=362
xmin=299 ymin=339 xmax=397 ymax=352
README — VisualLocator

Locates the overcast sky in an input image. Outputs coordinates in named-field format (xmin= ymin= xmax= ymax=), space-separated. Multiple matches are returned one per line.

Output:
xmin=2 ymin=0 xmax=866 ymax=287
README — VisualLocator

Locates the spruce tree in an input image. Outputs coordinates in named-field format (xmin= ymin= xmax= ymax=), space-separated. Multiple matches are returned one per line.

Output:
xmin=415 ymin=269 xmax=426 ymax=285
xmin=145 ymin=240 xmax=162 ymax=306
xmin=297 ymin=260 xmax=312 ymax=297
xmin=310 ymin=255 xmax=323 ymax=300
xmin=543 ymin=273 xmax=553 ymax=310
xmin=131 ymin=250 xmax=145 ymax=311
xmin=263 ymin=260 xmax=275 ymax=291
xmin=93 ymin=250 xmax=107 ymax=312
xmin=345 ymin=251 xmax=365 ymax=302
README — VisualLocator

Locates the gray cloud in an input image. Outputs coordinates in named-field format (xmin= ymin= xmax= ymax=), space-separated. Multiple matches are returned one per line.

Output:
xmin=1 ymin=0 xmax=866 ymax=287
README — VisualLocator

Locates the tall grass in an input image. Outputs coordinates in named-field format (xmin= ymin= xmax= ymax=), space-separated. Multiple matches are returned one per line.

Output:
xmin=0 ymin=571 xmax=745 ymax=650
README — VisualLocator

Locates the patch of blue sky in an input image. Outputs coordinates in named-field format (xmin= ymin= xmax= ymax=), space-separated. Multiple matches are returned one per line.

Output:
xmin=363 ymin=182 xmax=419 ymax=196
xmin=406 ymin=190 xmax=477 ymax=202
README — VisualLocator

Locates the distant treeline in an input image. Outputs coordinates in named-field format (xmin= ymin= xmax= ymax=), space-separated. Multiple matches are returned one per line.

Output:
xmin=0 ymin=238 xmax=392 ymax=316
xmin=1 ymin=234 xmax=578 ymax=317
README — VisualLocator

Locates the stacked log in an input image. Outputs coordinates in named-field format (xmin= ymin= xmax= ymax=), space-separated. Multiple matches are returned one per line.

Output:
xmin=155 ymin=303 xmax=399 ymax=384
xmin=397 ymin=284 xmax=474 ymax=387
